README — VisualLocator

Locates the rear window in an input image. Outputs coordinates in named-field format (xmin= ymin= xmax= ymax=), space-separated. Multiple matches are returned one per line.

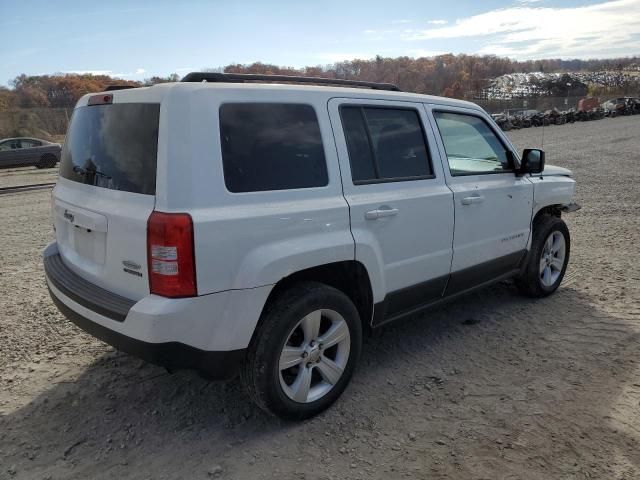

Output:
xmin=60 ymin=103 xmax=160 ymax=195
xmin=220 ymin=103 xmax=328 ymax=193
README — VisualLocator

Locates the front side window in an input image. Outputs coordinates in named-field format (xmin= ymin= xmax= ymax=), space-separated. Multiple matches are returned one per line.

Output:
xmin=433 ymin=111 xmax=512 ymax=176
xmin=220 ymin=103 xmax=328 ymax=193
xmin=340 ymin=106 xmax=432 ymax=183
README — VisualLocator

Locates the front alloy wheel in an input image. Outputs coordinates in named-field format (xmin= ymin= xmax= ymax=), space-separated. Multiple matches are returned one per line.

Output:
xmin=517 ymin=215 xmax=570 ymax=297
xmin=539 ymin=231 xmax=566 ymax=287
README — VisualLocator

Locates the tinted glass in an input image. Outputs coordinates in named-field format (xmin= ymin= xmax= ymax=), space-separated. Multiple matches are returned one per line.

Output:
xmin=220 ymin=103 xmax=328 ymax=192
xmin=340 ymin=107 xmax=376 ymax=182
xmin=433 ymin=112 xmax=511 ymax=175
xmin=60 ymin=104 xmax=159 ymax=194
xmin=340 ymin=106 xmax=431 ymax=183
xmin=364 ymin=108 xmax=431 ymax=179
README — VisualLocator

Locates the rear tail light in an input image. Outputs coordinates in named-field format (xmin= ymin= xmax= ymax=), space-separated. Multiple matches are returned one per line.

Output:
xmin=147 ymin=211 xmax=197 ymax=298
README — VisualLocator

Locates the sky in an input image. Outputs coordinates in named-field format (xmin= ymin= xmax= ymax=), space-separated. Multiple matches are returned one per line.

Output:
xmin=1 ymin=0 xmax=639 ymax=85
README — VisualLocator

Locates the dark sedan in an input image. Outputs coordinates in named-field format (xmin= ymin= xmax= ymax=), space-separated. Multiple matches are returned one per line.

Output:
xmin=0 ymin=137 xmax=61 ymax=169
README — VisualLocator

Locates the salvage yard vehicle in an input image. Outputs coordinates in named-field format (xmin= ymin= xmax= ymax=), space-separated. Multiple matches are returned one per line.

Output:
xmin=0 ymin=137 xmax=61 ymax=169
xmin=44 ymin=73 xmax=580 ymax=419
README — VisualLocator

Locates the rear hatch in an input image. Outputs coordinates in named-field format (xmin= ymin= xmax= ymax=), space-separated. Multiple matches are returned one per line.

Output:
xmin=53 ymin=98 xmax=160 ymax=301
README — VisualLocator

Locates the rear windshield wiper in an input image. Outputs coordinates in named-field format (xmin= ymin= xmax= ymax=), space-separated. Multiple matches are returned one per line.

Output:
xmin=73 ymin=165 xmax=112 ymax=179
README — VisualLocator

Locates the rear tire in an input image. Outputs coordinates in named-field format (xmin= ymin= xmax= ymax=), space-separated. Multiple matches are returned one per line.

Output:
xmin=241 ymin=282 xmax=362 ymax=420
xmin=517 ymin=215 xmax=570 ymax=297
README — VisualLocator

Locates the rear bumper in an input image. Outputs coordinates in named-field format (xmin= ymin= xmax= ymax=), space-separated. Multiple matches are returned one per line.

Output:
xmin=43 ymin=242 xmax=272 ymax=379
xmin=47 ymin=288 xmax=244 ymax=379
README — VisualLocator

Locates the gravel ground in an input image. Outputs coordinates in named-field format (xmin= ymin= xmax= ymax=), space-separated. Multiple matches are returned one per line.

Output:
xmin=0 ymin=116 xmax=639 ymax=480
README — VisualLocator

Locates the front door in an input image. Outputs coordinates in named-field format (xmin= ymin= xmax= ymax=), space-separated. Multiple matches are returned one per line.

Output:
xmin=328 ymin=98 xmax=454 ymax=323
xmin=427 ymin=106 xmax=534 ymax=295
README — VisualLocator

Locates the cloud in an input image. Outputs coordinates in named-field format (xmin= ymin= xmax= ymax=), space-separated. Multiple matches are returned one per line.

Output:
xmin=392 ymin=19 xmax=412 ymax=24
xmin=403 ymin=0 xmax=640 ymax=59
xmin=406 ymin=49 xmax=447 ymax=58
xmin=314 ymin=53 xmax=376 ymax=62
xmin=62 ymin=69 xmax=147 ymax=79
xmin=426 ymin=19 xmax=448 ymax=25
xmin=63 ymin=70 xmax=113 ymax=76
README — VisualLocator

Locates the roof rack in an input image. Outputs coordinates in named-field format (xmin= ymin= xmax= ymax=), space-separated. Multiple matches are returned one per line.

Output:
xmin=180 ymin=72 xmax=401 ymax=92
xmin=104 ymin=85 xmax=139 ymax=91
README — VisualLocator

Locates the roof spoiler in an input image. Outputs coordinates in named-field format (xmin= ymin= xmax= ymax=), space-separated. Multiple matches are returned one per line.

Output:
xmin=104 ymin=85 xmax=140 ymax=91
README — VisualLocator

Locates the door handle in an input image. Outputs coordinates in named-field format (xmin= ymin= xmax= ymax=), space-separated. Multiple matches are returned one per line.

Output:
xmin=365 ymin=207 xmax=399 ymax=220
xmin=461 ymin=195 xmax=484 ymax=205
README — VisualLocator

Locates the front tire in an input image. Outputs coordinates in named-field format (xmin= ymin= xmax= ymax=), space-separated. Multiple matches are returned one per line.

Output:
xmin=517 ymin=215 xmax=570 ymax=297
xmin=242 ymin=282 xmax=362 ymax=420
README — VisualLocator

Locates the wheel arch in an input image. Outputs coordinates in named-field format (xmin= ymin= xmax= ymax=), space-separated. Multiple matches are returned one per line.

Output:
xmin=533 ymin=204 xmax=563 ymax=224
xmin=257 ymin=260 xmax=375 ymax=336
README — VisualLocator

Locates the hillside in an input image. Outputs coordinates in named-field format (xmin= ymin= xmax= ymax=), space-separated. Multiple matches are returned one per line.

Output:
xmin=1 ymin=54 xmax=638 ymax=111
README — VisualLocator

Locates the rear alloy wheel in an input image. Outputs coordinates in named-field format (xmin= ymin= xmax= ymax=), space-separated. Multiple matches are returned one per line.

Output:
xmin=517 ymin=215 xmax=570 ymax=297
xmin=279 ymin=309 xmax=350 ymax=403
xmin=242 ymin=282 xmax=362 ymax=420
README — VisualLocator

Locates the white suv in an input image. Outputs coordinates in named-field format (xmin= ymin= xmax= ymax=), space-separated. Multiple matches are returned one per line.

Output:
xmin=44 ymin=73 xmax=579 ymax=419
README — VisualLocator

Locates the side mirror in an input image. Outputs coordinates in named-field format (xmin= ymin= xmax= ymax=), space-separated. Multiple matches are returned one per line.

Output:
xmin=520 ymin=148 xmax=545 ymax=174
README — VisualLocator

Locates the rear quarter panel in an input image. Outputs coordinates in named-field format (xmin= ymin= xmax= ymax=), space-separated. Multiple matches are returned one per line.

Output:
xmin=156 ymin=85 xmax=354 ymax=294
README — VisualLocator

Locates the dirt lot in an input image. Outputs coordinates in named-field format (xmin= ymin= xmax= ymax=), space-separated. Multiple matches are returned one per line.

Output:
xmin=1 ymin=116 xmax=639 ymax=480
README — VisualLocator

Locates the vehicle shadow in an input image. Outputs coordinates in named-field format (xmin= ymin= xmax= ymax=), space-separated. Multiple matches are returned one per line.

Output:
xmin=2 ymin=281 xmax=639 ymax=479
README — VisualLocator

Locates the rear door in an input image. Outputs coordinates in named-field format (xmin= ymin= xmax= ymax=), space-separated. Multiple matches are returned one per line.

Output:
xmin=53 ymin=100 xmax=160 ymax=300
xmin=427 ymin=105 xmax=533 ymax=295
xmin=328 ymin=98 xmax=454 ymax=322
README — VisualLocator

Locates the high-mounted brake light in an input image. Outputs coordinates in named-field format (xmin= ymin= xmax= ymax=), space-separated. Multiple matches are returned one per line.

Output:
xmin=147 ymin=211 xmax=197 ymax=298
xmin=88 ymin=94 xmax=113 ymax=106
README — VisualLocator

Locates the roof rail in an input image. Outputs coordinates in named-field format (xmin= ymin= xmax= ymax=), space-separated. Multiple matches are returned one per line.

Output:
xmin=180 ymin=72 xmax=401 ymax=92
xmin=104 ymin=85 xmax=139 ymax=91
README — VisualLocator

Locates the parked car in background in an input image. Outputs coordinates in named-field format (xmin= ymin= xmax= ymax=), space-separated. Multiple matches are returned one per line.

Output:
xmin=0 ymin=137 xmax=61 ymax=169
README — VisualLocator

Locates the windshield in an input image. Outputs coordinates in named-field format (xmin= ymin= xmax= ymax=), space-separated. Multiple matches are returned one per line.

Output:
xmin=59 ymin=103 xmax=160 ymax=195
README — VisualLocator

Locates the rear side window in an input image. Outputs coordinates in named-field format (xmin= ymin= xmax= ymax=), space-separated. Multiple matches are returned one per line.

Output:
xmin=220 ymin=103 xmax=328 ymax=193
xmin=340 ymin=106 xmax=432 ymax=183
xmin=60 ymin=103 xmax=160 ymax=195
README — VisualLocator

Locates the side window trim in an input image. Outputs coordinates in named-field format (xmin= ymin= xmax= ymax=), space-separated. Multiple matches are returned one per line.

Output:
xmin=432 ymin=108 xmax=517 ymax=177
xmin=339 ymin=104 xmax=436 ymax=185
xmin=358 ymin=107 xmax=381 ymax=180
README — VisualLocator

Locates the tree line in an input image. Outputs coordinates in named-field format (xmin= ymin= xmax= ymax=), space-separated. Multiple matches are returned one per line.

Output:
xmin=1 ymin=54 xmax=638 ymax=110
